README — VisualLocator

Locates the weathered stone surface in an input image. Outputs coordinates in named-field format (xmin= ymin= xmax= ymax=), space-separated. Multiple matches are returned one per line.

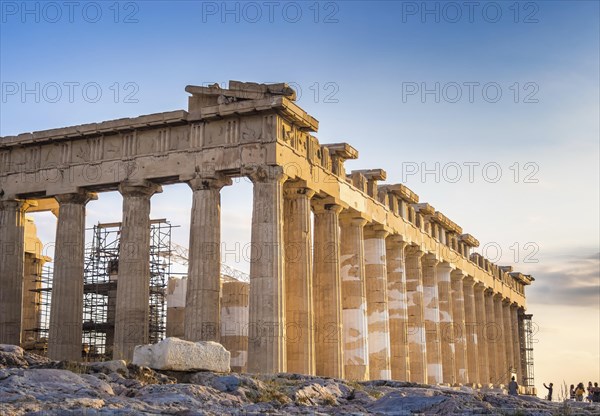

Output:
xmin=132 ymin=337 xmax=231 ymax=372
xmin=0 ymin=346 xmax=597 ymax=415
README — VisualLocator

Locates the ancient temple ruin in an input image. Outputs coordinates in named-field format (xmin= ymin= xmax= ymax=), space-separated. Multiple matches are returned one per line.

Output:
xmin=0 ymin=80 xmax=535 ymax=391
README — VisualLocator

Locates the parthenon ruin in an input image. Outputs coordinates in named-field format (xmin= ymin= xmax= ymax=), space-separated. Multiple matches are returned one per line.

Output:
xmin=0 ymin=80 xmax=535 ymax=391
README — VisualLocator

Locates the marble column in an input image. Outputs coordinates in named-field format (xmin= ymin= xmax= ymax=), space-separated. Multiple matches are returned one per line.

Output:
xmin=510 ymin=304 xmax=522 ymax=383
xmin=386 ymin=236 xmax=410 ymax=381
xmin=463 ymin=276 xmax=479 ymax=384
xmin=405 ymin=245 xmax=427 ymax=383
xmin=339 ymin=213 xmax=369 ymax=381
xmin=0 ymin=200 xmax=28 ymax=345
xmin=484 ymin=290 xmax=498 ymax=383
xmin=185 ymin=174 xmax=232 ymax=342
xmin=313 ymin=199 xmax=344 ymax=378
xmin=503 ymin=299 xmax=515 ymax=379
xmin=21 ymin=254 xmax=44 ymax=343
xmin=364 ymin=226 xmax=391 ymax=380
xmin=283 ymin=183 xmax=315 ymax=375
xmin=113 ymin=181 xmax=162 ymax=361
xmin=474 ymin=283 xmax=490 ymax=385
xmin=48 ymin=191 xmax=96 ymax=361
xmin=450 ymin=270 xmax=468 ymax=384
xmin=246 ymin=166 xmax=288 ymax=374
xmin=437 ymin=262 xmax=455 ymax=385
xmin=493 ymin=294 xmax=507 ymax=385
xmin=422 ymin=253 xmax=442 ymax=384
xmin=221 ymin=280 xmax=249 ymax=373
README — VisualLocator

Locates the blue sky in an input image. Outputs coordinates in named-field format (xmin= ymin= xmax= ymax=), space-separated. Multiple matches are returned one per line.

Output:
xmin=1 ymin=0 xmax=599 ymax=395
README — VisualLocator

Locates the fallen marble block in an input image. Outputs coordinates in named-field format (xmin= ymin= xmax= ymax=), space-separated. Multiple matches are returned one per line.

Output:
xmin=132 ymin=337 xmax=230 ymax=372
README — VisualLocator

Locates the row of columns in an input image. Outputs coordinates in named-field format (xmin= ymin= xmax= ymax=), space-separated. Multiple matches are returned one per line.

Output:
xmin=0 ymin=167 xmax=525 ymax=387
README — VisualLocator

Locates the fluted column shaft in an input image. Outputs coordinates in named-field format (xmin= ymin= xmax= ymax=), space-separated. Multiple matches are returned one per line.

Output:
xmin=313 ymin=199 xmax=344 ymax=378
xmin=221 ymin=281 xmax=249 ymax=372
xmin=114 ymin=181 xmax=161 ymax=360
xmin=185 ymin=174 xmax=231 ymax=342
xmin=48 ymin=192 xmax=96 ymax=360
xmin=364 ymin=227 xmax=391 ymax=380
xmin=485 ymin=290 xmax=498 ymax=383
xmin=22 ymin=254 xmax=45 ymax=343
xmin=284 ymin=184 xmax=315 ymax=375
xmin=493 ymin=294 xmax=507 ymax=384
xmin=405 ymin=245 xmax=427 ymax=383
xmin=386 ymin=237 xmax=410 ymax=381
xmin=437 ymin=263 xmax=455 ymax=384
xmin=339 ymin=215 xmax=369 ymax=381
xmin=510 ymin=304 xmax=522 ymax=383
xmin=474 ymin=283 xmax=490 ymax=385
xmin=463 ymin=277 xmax=479 ymax=384
xmin=450 ymin=270 xmax=468 ymax=384
xmin=0 ymin=200 xmax=28 ymax=345
xmin=247 ymin=166 xmax=287 ymax=374
xmin=503 ymin=300 xmax=515 ymax=379
xmin=422 ymin=254 xmax=442 ymax=384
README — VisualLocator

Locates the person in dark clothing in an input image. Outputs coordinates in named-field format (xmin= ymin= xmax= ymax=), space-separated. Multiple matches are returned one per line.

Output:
xmin=543 ymin=382 xmax=554 ymax=401
xmin=508 ymin=376 xmax=519 ymax=395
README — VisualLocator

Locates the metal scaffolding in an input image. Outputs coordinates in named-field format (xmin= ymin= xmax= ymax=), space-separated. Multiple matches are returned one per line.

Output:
xmin=519 ymin=312 xmax=536 ymax=389
xmin=23 ymin=263 xmax=53 ymax=354
xmin=82 ymin=219 xmax=173 ymax=360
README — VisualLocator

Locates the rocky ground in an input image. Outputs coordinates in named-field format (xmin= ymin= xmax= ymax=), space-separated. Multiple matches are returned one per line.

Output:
xmin=1 ymin=345 xmax=598 ymax=415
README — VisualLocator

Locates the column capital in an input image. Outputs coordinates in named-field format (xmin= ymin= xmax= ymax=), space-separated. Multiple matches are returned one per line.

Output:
xmin=312 ymin=197 xmax=343 ymax=215
xmin=493 ymin=292 xmax=504 ymax=300
xmin=0 ymin=199 xmax=32 ymax=212
xmin=437 ymin=261 xmax=454 ymax=273
xmin=283 ymin=181 xmax=316 ymax=200
xmin=405 ymin=244 xmax=425 ymax=258
xmin=118 ymin=180 xmax=162 ymax=197
xmin=474 ymin=282 xmax=487 ymax=292
xmin=422 ymin=252 xmax=440 ymax=264
xmin=450 ymin=268 xmax=467 ymax=281
xmin=364 ymin=223 xmax=389 ymax=239
xmin=243 ymin=165 xmax=287 ymax=184
xmin=187 ymin=173 xmax=232 ymax=191
xmin=55 ymin=191 xmax=98 ymax=205
xmin=386 ymin=233 xmax=408 ymax=248
xmin=463 ymin=275 xmax=477 ymax=286
xmin=339 ymin=211 xmax=367 ymax=227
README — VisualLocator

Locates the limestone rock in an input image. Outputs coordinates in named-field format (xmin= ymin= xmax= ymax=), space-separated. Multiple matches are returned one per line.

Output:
xmin=132 ymin=337 xmax=230 ymax=372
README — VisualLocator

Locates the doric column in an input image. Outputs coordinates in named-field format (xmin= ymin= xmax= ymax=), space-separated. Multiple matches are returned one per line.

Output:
xmin=386 ymin=236 xmax=410 ymax=381
xmin=422 ymin=253 xmax=442 ymax=384
xmin=221 ymin=280 xmax=249 ymax=373
xmin=21 ymin=254 xmax=45 ymax=343
xmin=364 ymin=226 xmax=391 ymax=380
xmin=0 ymin=200 xmax=28 ymax=345
xmin=312 ymin=198 xmax=344 ymax=378
xmin=450 ymin=270 xmax=468 ymax=384
xmin=474 ymin=283 xmax=490 ymax=385
xmin=113 ymin=181 xmax=162 ymax=361
xmin=405 ymin=245 xmax=427 ymax=383
xmin=283 ymin=183 xmax=315 ymax=375
xmin=510 ymin=304 xmax=522 ymax=383
xmin=463 ymin=276 xmax=479 ymax=384
xmin=503 ymin=299 xmax=515 ymax=380
xmin=246 ymin=166 xmax=288 ymax=374
xmin=437 ymin=262 xmax=455 ymax=385
xmin=493 ymin=293 xmax=507 ymax=385
xmin=185 ymin=174 xmax=232 ymax=342
xmin=339 ymin=213 xmax=369 ymax=381
xmin=484 ymin=289 xmax=498 ymax=383
xmin=48 ymin=191 xmax=97 ymax=361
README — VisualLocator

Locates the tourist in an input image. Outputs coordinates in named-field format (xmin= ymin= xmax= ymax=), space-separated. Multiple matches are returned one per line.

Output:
xmin=508 ymin=376 xmax=518 ymax=396
xmin=543 ymin=382 xmax=553 ymax=401
xmin=586 ymin=381 xmax=593 ymax=402
xmin=569 ymin=384 xmax=576 ymax=400
xmin=592 ymin=382 xmax=600 ymax=403
xmin=575 ymin=383 xmax=586 ymax=401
